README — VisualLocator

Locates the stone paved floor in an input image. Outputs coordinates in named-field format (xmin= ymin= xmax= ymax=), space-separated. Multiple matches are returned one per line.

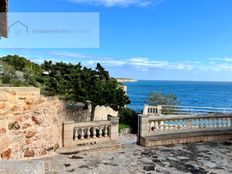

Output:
xmin=2 ymin=135 xmax=229 ymax=174
xmin=39 ymin=135 xmax=232 ymax=174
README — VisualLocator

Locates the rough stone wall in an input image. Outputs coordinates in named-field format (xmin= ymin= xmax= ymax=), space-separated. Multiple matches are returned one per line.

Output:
xmin=0 ymin=87 xmax=65 ymax=160
xmin=94 ymin=105 xmax=118 ymax=121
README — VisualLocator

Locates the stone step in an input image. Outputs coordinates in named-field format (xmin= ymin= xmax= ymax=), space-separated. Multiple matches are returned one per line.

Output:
xmin=58 ymin=141 xmax=121 ymax=154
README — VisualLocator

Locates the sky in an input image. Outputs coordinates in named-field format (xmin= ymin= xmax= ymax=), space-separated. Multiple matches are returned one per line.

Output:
xmin=1 ymin=0 xmax=232 ymax=81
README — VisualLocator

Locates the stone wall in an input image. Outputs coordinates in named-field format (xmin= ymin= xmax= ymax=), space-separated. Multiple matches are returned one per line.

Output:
xmin=0 ymin=87 xmax=120 ymax=160
xmin=0 ymin=87 xmax=66 ymax=160
xmin=94 ymin=105 xmax=118 ymax=121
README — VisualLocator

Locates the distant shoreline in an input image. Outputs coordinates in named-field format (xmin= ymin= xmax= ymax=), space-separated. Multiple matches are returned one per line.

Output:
xmin=116 ymin=78 xmax=138 ymax=83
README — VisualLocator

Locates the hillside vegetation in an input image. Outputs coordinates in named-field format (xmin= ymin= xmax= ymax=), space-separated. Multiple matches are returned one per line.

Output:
xmin=0 ymin=55 xmax=130 ymax=111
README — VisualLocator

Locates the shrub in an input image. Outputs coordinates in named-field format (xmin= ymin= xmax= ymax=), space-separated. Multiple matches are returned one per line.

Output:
xmin=118 ymin=108 xmax=138 ymax=134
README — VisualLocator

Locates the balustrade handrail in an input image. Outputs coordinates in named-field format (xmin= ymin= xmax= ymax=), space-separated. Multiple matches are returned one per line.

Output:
xmin=64 ymin=120 xmax=111 ymax=128
xmin=160 ymin=105 xmax=232 ymax=113
xmin=146 ymin=114 xmax=232 ymax=121
xmin=160 ymin=105 xmax=232 ymax=110
xmin=144 ymin=105 xmax=232 ymax=115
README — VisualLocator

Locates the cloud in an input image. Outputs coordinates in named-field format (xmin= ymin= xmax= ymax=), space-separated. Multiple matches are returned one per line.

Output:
xmin=209 ymin=57 xmax=232 ymax=62
xmin=3 ymin=49 xmax=232 ymax=73
xmin=49 ymin=51 xmax=93 ymax=59
xmin=67 ymin=0 xmax=156 ymax=7
xmin=30 ymin=51 xmax=232 ymax=72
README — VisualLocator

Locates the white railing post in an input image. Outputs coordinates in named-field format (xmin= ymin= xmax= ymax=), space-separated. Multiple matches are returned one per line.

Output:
xmin=63 ymin=121 xmax=75 ymax=148
xmin=157 ymin=105 xmax=162 ymax=115
xmin=108 ymin=115 xmax=119 ymax=141
xmin=143 ymin=104 xmax=149 ymax=115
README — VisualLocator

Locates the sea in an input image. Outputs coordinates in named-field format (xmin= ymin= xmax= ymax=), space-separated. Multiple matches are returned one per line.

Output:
xmin=125 ymin=80 xmax=232 ymax=113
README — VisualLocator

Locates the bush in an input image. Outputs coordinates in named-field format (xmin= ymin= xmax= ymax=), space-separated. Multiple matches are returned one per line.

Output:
xmin=118 ymin=108 xmax=138 ymax=134
xmin=147 ymin=92 xmax=180 ymax=115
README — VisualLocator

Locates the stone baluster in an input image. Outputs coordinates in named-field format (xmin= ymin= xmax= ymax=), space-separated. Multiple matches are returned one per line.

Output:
xmin=179 ymin=119 xmax=183 ymax=129
xmin=204 ymin=119 xmax=207 ymax=128
xmin=173 ymin=120 xmax=178 ymax=130
xmin=177 ymin=120 xmax=180 ymax=129
xmin=160 ymin=121 xmax=164 ymax=131
xmin=87 ymin=127 xmax=91 ymax=139
xmin=183 ymin=119 xmax=186 ymax=128
xmin=199 ymin=119 xmax=202 ymax=128
xmin=164 ymin=121 xmax=169 ymax=130
xmin=192 ymin=119 xmax=195 ymax=128
xmin=195 ymin=119 xmax=199 ymax=128
xmin=209 ymin=119 xmax=213 ymax=128
xmin=75 ymin=128 xmax=79 ymax=140
xmin=213 ymin=119 xmax=217 ymax=128
xmin=186 ymin=119 xmax=194 ymax=129
xmin=104 ymin=126 xmax=108 ymax=137
xmin=154 ymin=121 xmax=159 ymax=131
xmin=99 ymin=127 xmax=103 ymax=138
xmin=222 ymin=118 xmax=226 ymax=127
xmin=93 ymin=127 xmax=96 ymax=138
xmin=227 ymin=118 xmax=231 ymax=127
xmin=169 ymin=120 xmax=173 ymax=130
xmin=177 ymin=119 xmax=181 ymax=129
xmin=80 ymin=128 xmax=85 ymax=140
xmin=218 ymin=118 xmax=221 ymax=127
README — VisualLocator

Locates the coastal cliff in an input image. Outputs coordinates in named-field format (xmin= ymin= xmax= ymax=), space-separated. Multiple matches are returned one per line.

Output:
xmin=117 ymin=78 xmax=138 ymax=83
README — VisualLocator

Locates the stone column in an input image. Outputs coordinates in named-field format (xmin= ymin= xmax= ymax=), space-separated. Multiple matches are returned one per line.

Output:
xmin=63 ymin=121 xmax=75 ymax=148
xmin=137 ymin=114 xmax=149 ymax=144
xmin=108 ymin=115 xmax=119 ymax=141
xmin=157 ymin=105 xmax=162 ymax=116
xmin=143 ymin=104 xmax=149 ymax=115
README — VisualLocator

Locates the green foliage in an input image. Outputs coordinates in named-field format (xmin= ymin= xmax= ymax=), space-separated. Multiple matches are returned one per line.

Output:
xmin=147 ymin=92 xmax=179 ymax=114
xmin=119 ymin=123 xmax=130 ymax=130
xmin=0 ymin=55 xmax=130 ymax=117
xmin=41 ymin=61 xmax=131 ymax=111
xmin=0 ymin=55 xmax=42 ymax=73
xmin=147 ymin=92 xmax=179 ymax=106
xmin=118 ymin=108 xmax=138 ymax=133
xmin=0 ymin=55 xmax=42 ymax=87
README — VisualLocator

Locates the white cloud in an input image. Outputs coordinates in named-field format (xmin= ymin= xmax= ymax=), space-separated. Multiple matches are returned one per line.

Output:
xmin=209 ymin=57 xmax=232 ymax=62
xmin=35 ymin=51 xmax=232 ymax=72
xmin=68 ymin=0 xmax=155 ymax=7
xmin=224 ymin=58 xmax=232 ymax=62
xmin=49 ymin=51 xmax=93 ymax=59
xmin=86 ymin=59 xmax=126 ymax=66
xmin=3 ymin=49 xmax=232 ymax=73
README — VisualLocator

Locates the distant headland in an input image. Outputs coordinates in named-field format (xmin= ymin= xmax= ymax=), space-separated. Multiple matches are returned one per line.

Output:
xmin=116 ymin=78 xmax=138 ymax=83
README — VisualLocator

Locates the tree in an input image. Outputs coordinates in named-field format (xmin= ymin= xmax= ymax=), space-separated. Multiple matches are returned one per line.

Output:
xmin=41 ymin=61 xmax=130 ymax=120
xmin=0 ymin=55 xmax=42 ymax=87
xmin=0 ymin=55 xmax=131 ymax=120
xmin=147 ymin=92 xmax=179 ymax=115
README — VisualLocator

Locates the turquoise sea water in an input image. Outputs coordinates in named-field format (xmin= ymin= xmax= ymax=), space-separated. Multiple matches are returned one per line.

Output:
xmin=125 ymin=80 xmax=232 ymax=112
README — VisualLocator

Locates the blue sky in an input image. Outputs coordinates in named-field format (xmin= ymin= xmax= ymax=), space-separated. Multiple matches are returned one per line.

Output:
xmin=1 ymin=0 xmax=232 ymax=81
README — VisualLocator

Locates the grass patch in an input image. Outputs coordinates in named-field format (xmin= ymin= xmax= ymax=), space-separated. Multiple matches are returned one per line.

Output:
xmin=119 ymin=123 xmax=130 ymax=132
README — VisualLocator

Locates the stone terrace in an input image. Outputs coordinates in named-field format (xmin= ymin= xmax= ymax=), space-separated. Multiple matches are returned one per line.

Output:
xmin=1 ymin=135 xmax=232 ymax=174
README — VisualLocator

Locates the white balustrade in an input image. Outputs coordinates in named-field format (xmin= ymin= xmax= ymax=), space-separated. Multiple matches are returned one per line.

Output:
xmin=146 ymin=115 xmax=232 ymax=136
xmin=66 ymin=120 xmax=113 ymax=146
xmin=63 ymin=116 xmax=119 ymax=148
